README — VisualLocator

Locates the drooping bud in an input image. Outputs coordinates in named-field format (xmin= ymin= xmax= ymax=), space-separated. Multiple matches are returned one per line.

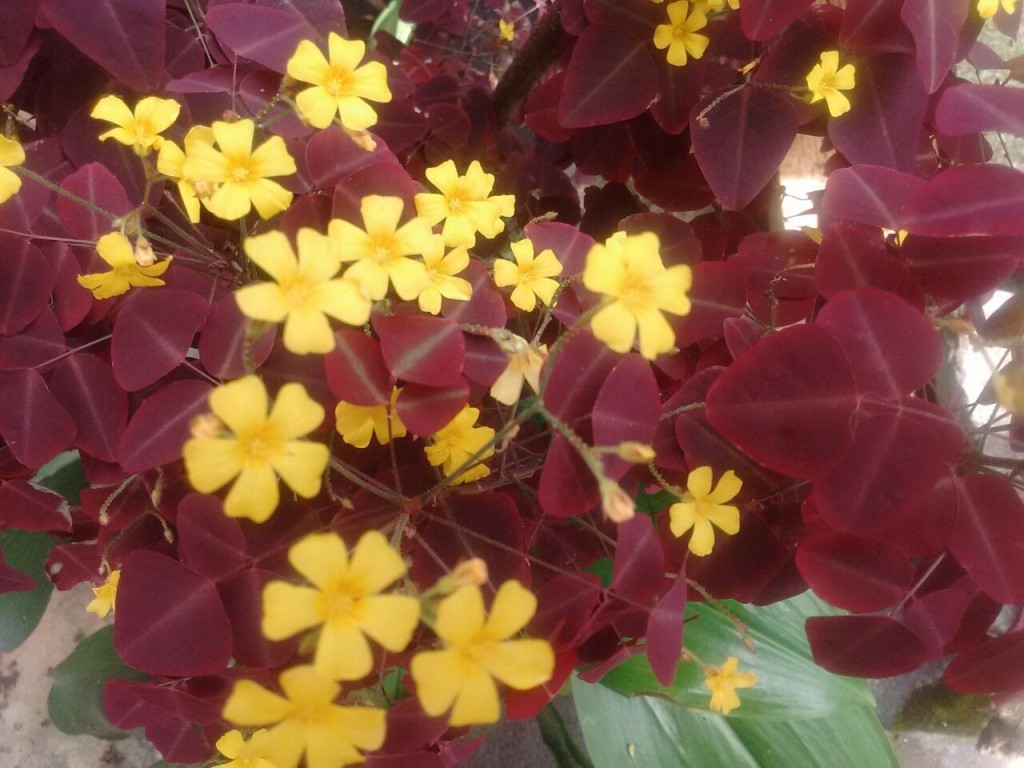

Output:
xmin=437 ymin=557 xmax=489 ymax=594
xmin=189 ymin=412 xmax=224 ymax=440
xmin=615 ymin=442 xmax=656 ymax=463
xmin=600 ymin=479 xmax=636 ymax=523
xmin=134 ymin=236 xmax=156 ymax=267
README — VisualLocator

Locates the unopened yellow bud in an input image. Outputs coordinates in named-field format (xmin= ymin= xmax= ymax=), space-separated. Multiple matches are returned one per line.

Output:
xmin=616 ymin=442 xmax=656 ymax=463
xmin=437 ymin=558 xmax=489 ymax=593
xmin=189 ymin=412 xmax=224 ymax=440
xmin=133 ymin=236 xmax=156 ymax=267
xmin=600 ymin=479 xmax=636 ymax=523
xmin=192 ymin=180 xmax=215 ymax=199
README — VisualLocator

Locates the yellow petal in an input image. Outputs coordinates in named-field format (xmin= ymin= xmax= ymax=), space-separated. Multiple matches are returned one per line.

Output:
xmin=357 ymin=594 xmax=420 ymax=651
xmin=668 ymin=501 xmax=696 ymax=538
xmin=244 ymin=230 xmax=297 ymax=282
xmin=182 ymin=437 xmax=243 ymax=493
xmin=205 ymin=181 xmax=253 ymax=220
xmin=0 ymin=135 xmax=25 ymax=168
xmin=288 ymin=532 xmax=350 ymax=589
xmin=483 ymin=580 xmax=537 ymax=639
xmin=223 ymin=464 xmax=280 ymax=522
xmin=435 ymin=585 xmax=486 ymax=645
xmin=706 ymin=469 xmax=742 ymax=503
xmin=287 ymin=39 xmax=331 ymax=83
xmin=236 ymin=283 xmax=290 ymax=323
xmin=687 ymin=466 xmax=714 ymax=498
xmin=134 ymin=96 xmax=181 ymax=134
xmin=591 ymin=302 xmax=637 ymax=354
xmin=704 ymin=503 xmax=740 ymax=535
xmin=250 ymin=136 xmax=297 ymax=178
xmin=223 ymin=680 xmax=292 ymax=725
xmin=448 ymin=666 xmax=501 ymax=726
xmin=249 ymin=179 xmax=294 ymax=220
xmin=484 ymin=638 xmax=554 ymax=690
xmin=316 ymin=622 xmax=374 ymax=680
xmin=688 ymin=518 xmax=716 ymax=556
xmin=272 ymin=440 xmax=329 ymax=498
xmin=210 ymin=376 xmax=269 ymax=433
xmin=347 ymin=530 xmax=407 ymax=593
xmin=336 ymin=95 xmax=379 ymax=132
xmin=212 ymin=119 xmax=255 ymax=158
xmin=90 ymin=95 xmax=133 ymax=129
xmin=635 ymin=307 xmax=676 ymax=359
xmin=268 ymin=382 xmax=325 ymax=439
xmin=410 ymin=649 xmax=462 ymax=717
xmin=262 ymin=582 xmax=324 ymax=639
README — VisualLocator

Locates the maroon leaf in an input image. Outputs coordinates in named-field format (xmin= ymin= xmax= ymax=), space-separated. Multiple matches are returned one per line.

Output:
xmin=740 ymin=0 xmax=815 ymax=40
xmin=373 ymin=314 xmax=464 ymax=387
xmin=49 ymin=354 xmax=128 ymax=464
xmin=305 ymin=125 xmax=398 ymax=189
xmin=198 ymin=295 xmax=276 ymax=380
xmin=218 ymin=567 xmax=297 ymax=669
xmin=819 ymin=165 xmax=925 ymax=230
xmin=324 ymin=328 xmax=391 ymax=406
xmin=118 ymin=380 xmax=213 ymax=473
xmin=706 ymin=324 xmax=858 ymax=479
xmin=0 ymin=239 xmax=54 ymax=335
xmin=111 ymin=289 xmax=209 ymax=392
xmin=828 ymin=54 xmax=928 ymax=172
xmin=441 ymin=260 xmax=507 ymax=328
xmin=538 ymin=434 xmax=599 ymax=518
xmin=0 ymin=0 xmax=36 ymax=67
xmin=796 ymin=532 xmax=913 ymax=612
xmin=816 ymin=287 xmax=943 ymax=398
xmin=558 ymin=25 xmax=658 ymax=129
xmin=900 ymin=164 xmax=1024 ymax=237
xmin=840 ymin=0 xmax=915 ymax=54
xmin=944 ymin=630 xmax=1024 ymax=695
xmin=592 ymin=355 xmax=659 ymax=479
xmin=206 ymin=3 xmax=321 ymax=73
xmin=524 ymin=221 xmax=595 ymax=279
xmin=396 ymin=380 xmax=469 ymax=436
xmin=461 ymin=334 xmax=507 ymax=388
xmin=114 ymin=550 xmax=233 ymax=676
xmin=815 ymin=222 xmax=902 ymax=298
xmin=144 ymin=719 xmax=214 ymax=764
xmin=57 ymin=163 xmax=133 ymax=241
xmin=44 ymin=242 xmax=92 ymax=333
xmin=936 ymin=83 xmax=1024 ymax=137
xmin=691 ymin=87 xmax=798 ymax=211
xmin=612 ymin=514 xmax=664 ymax=606
xmin=177 ymin=494 xmax=247 ymax=582
xmin=901 ymin=0 xmax=970 ymax=93
xmin=901 ymin=234 xmax=1023 ymax=301
xmin=0 ymin=369 xmax=76 ymax=468
xmin=675 ymin=261 xmax=746 ymax=347
xmin=0 ymin=480 xmax=71 ymax=532
xmin=903 ymin=588 xmax=968 ymax=659
xmin=645 ymin=565 xmax=688 ymax=686
xmin=0 ymin=138 xmax=63 ymax=234
xmin=948 ymin=474 xmax=1024 ymax=604
xmin=0 ymin=308 xmax=67 ymax=370
xmin=45 ymin=543 xmax=101 ymax=590
xmin=542 ymin=330 xmax=621 ymax=426
xmin=806 ymin=614 xmax=927 ymax=678
xmin=38 ymin=0 xmax=165 ymax=90
xmin=531 ymin=573 xmax=602 ymax=649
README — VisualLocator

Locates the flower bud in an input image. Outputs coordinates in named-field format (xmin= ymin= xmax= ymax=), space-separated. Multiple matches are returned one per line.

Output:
xmin=437 ymin=558 xmax=489 ymax=594
xmin=134 ymin=236 xmax=156 ymax=267
xmin=615 ymin=442 xmax=656 ymax=463
xmin=600 ymin=479 xmax=635 ymax=523
xmin=189 ymin=412 xmax=224 ymax=440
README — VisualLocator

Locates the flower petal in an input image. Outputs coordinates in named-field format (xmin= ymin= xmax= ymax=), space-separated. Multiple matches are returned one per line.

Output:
xmin=272 ymin=440 xmax=329 ymax=498
xmin=347 ymin=530 xmax=407 ymax=593
xmin=211 ymin=376 xmax=269 ymax=433
xmin=483 ymin=638 xmax=554 ymax=690
xmin=435 ymin=585 xmax=485 ymax=645
xmin=289 ymin=533 xmax=349 ymax=589
xmin=223 ymin=680 xmax=292 ymax=725
xmin=316 ymin=621 xmax=374 ymax=680
xmin=358 ymin=594 xmax=420 ymax=651
xmin=262 ymin=582 xmax=324 ymax=639
xmin=224 ymin=464 xmax=280 ymax=522
xmin=183 ymin=437 xmax=243 ymax=493
xmin=483 ymin=580 xmax=537 ymax=640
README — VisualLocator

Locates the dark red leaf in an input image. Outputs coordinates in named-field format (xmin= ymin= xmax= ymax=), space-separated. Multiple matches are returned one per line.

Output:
xmin=0 ymin=0 xmax=36 ymax=67
xmin=901 ymin=0 xmax=970 ymax=93
xmin=0 ymin=308 xmax=67 ymax=370
xmin=944 ymin=630 xmax=1024 ymax=695
xmin=49 ymin=354 xmax=128 ymax=464
xmin=306 ymin=125 xmax=399 ymax=189
xmin=0 ymin=480 xmax=71 ymax=532
xmin=542 ymin=330 xmax=621 ymax=426
xmin=796 ymin=532 xmax=913 ymax=612
xmin=558 ymin=25 xmax=658 ymax=129
xmin=198 ymin=295 xmax=276 ymax=380
xmin=118 ymin=380 xmax=213 ymax=473
xmin=0 ymin=138 xmax=63 ymax=234
xmin=218 ymin=567 xmax=298 ymax=669
xmin=806 ymin=614 xmax=927 ymax=677
xmin=57 ymin=163 xmax=133 ymax=241
xmin=206 ymin=3 xmax=321 ymax=73
xmin=612 ymin=514 xmax=664 ymax=606
xmin=948 ymin=474 xmax=1024 ymax=603
xmin=901 ymin=164 xmax=1024 ymax=237
xmin=144 ymin=719 xmax=214 ymax=764
xmin=0 ymin=369 xmax=76 ymax=468
xmin=901 ymin=234 xmax=1023 ymax=301
xmin=592 ymin=355 xmax=659 ymax=479
xmin=104 ymin=678 xmax=221 ymax=729
xmin=177 ymin=494 xmax=247 ymax=582
xmin=38 ymin=0 xmax=165 ymax=90
xmin=373 ymin=314 xmax=464 ymax=387
xmin=44 ymin=242 xmax=92 ymax=332
xmin=0 ymin=239 xmax=54 ymax=335
xmin=114 ymin=550 xmax=233 ymax=676
xmin=819 ymin=165 xmax=925 ymax=230
xmin=111 ymin=289 xmax=208 ymax=392
xmin=840 ymin=0 xmax=915 ymax=54
xmin=440 ymin=260 xmax=507 ymax=328
xmin=524 ymin=221 xmax=595 ymax=279
xmin=461 ymin=334 xmax=507 ymax=388
xmin=396 ymin=379 xmax=469 ymax=436
xmin=324 ymin=328 xmax=391 ymax=406
xmin=936 ymin=83 xmax=1024 ymax=137
xmin=538 ymin=434 xmax=599 ymax=518
xmin=45 ymin=543 xmax=101 ymax=590
xmin=740 ymin=0 xmax=815 ymax=40
xmin=675 ymin=261 xmax=746 ymax=346
xmin=706 ymin=324 xmax=858 ymax=479
xmin=903 ymin=588 xmax=968 ymax=659
xmin=815 ymin=222 xmax=903 ymax=298
xmin=531 ymin=573 xmax=602 ymax=649
xmin=645 ymin=565 xmax=688 ymax=686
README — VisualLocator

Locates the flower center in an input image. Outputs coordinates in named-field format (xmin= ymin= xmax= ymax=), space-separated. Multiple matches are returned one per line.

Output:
xmin=324 ymin=67 xmax=354 ymax=97
xmin=616 ymin=268 xmax=652 ymax=312
xmin=280 ymin=272 xmax=319 ymax=309
xmin=321 ymin=580 xmax=365 ymax=625
xmin=231 ymin=163 xmax=251 ymax=182
xmin=237 ymin=423 xmax=283 ymax=466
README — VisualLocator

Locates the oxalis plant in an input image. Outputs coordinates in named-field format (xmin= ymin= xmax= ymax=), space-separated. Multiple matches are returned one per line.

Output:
xmin=0 ymin=0 xmax=1022 ymax=766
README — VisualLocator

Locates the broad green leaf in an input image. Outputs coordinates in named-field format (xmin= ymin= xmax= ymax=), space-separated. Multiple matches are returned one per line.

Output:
xmin=32 ymin=449 xmax=87 ymax=504
xmin=370 ymin=0 xmax=415 ymax=45
xmin=573 ymin=680 xmax=896 ymax=768
xmin=601 ymin=592 xmax=874 ymax=719
xmin=0 ymin=529 xmax=53 ymax=651
xmin=48 ymin=625 xmax=147 ymax=739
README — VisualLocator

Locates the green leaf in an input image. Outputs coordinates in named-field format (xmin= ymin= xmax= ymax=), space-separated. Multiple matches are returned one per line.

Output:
xmin=0 ymin=529 xmax=53 ymax=651
xmin=635 ymin=487 xmax=676 ymax=515
xmin=32 ymin=449 xmax=86 ymax=504
xmin=370 ymin=0 xmax=415 ymax=45
xmin=48 ymin=625 xmax=147 ymax=739
xmin=573 ymin=680 xmax=897 ymax=768
xmin=601 ymin=592 xmax=873 ymax=720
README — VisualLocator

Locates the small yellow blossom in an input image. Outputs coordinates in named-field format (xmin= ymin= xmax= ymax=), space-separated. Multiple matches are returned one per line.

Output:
xmin=86 ymin=569 xmax=120 ymax=618
xmin=489 ymin=333 xmax=545 ymax=406
xmin=806 ymin=50 xmax=856 ymax=118
xmin=410 ymin=581 xmax=555 ymax=726
xmin=669 ymin=466 xmax=742 ymax=556
xmin=77 ymin=232 xmax=172 ymax=300
xmin=582 ymin=231 xmax=692 ymax=360
xmin=157 ymin=125 xmax=215 ymax=223
xmin=262 ymin=531 xmax=420 ymax=681
xmin=424 ymin=405 xmax=495 ymax=485
xmin=90 ymin=95 xmax=180 ymax=156
xmin=223 ymin=665 xmax=386 ymax=768
xmin=499 ymin=19 xmax=516 ymax=41
xmin=418 ymin=234 xmax=472 ymax=315
xmin=215 ymin=729 xmax=277 ymax=768
xmin=653 ymin=2 xmax=710 ymax=67
xmin=183 ymin=119 xmax=296 ymax=220
xmin=0 ymin=135 xmax=24 ymax=203
xmin=328 ymin=196 xmax=433 ymax=301
xmin=287 ymin=32 xmax=392 ymax=131
xmin=493 ymin=239 xmax=562 ymax=312
xmin=978 ymin=0 xmax=1017 ymax=18
xmin=414 ymin=160 xmax=516 ymax=248
xmin=335 ymin=387 xmax=407 ymax=448
xmin=235 ymin=229 xmax=371 ymax=355
xmin=704 ymin=656 xmax=757 ymax=715
xmin=182 ymin=376 xmax=329 ymax=523
xmin=701 ymin=0 xmax=739 ymax=10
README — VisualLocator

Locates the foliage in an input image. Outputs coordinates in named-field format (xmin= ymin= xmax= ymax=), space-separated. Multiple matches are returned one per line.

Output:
xmin=0 ymin=0 xmax=1021 ymax=765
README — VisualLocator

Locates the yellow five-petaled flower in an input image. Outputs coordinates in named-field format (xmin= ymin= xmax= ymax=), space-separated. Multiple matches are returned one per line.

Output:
xmin=86 ymin=569 xmax=120 ymax=618
xmin=704 ymin=656 xmax=757 ymax=715
xmin=424 ymin=405 xmax=495 ymax=485
xmin=414 ymin=160 xmax=516 ymax=248
xmin=77 ymin=232 xmax=172 ymax=300
xmin=668 ymin=466 xmax=742 ymax=556
xmin=806 ymin=50 xmax=856 ymax=118
xmin=91 ymin=95 xmax=180 ymax=156
xmin=335 ymin=387 xmax=407 ymax=448
xmin=493 ymin=238 xmax=563 ymax=312
xmin=653 ymin=2 xmax=710 ymax=67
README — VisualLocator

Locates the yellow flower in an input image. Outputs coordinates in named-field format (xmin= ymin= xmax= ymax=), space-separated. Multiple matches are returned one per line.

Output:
xmin=215 ymin=729 xmax=278 ymax=768
xmin=287 ymin=33 xmax=391 ymax=131
xmin=653 ymin=2 xmax=710 ymax=67
xmin=424 ymin=405 xmax=495 ymax=485
xmin=335 ymin=387 xmax=406 ymax=448
xmin=668 ymin=466 xmax=742 ymax=556
xmin=411 ymin=581 xmax=554 ymax=726
xmin=704 ymin=656 xmax=757 ymax=715
xmin=235 ymin=229 xmax=371 ymax=355
xmin=806 ymin=50 xmax=856 ymax=118
xmin=417 ymin=234 xmax=472 ymax=315
xmin=582 ymin=231 xmax=692 ymax=360
xmin=328 ymin=195 xmax=433 ymax=301
xmin=182 ymin=376 xmax=329 ymax=523
xmin=223 ymin=665 xmax=386 ymax=768
xmin=262 ymin=531 xmax=420 ymax=681
xmin=493 ymin=239 xmax=562 ymax=312
xmin=183 ymin=119 xmax=296 ymax=220
xmin=77 ymin=232 xmax=172 ymax=300
xmin=498 ymin=19 xmax=515 ymax=41
xmin=86 ymin=569 xmax=120 ymax=618
xmin=156 ymin=125 xmax=215 ymax=223
xmin=414 ymin=160 xmax=516 ymax=248
xmin=0 ymin=135 xmax=24 ymax=204
xmin=978 ymin=0 xmax=1017 ymax=17
xmin=489 ymin=333 xmax=545 ymax=406
xmin=700 ymin=0 xmax=739 ymax=10
xmin=90 ymin=95 xmax=180 ymax=156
